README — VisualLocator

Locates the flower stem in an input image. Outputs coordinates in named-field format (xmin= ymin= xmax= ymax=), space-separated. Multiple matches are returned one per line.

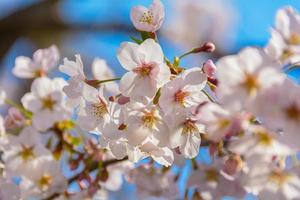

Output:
xmin=97 ymin=77 xmax=121 ymax=84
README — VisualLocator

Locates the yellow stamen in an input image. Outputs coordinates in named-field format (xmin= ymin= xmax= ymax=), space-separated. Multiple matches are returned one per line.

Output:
xmin=38 ymin=174 xmax=52 ymax=191
xmin=204 ymin=169 xmax=219 ymax=182
xmin=256 ymin=131 xmax=273 ymax=146
xmin=139 ymin=10 xmax=154 ymax=25
xmin=241 ymin=73 xmax=260 ymax=96
xmin=174 ymin=90 xmax=190 ymax=105
xmin=289 ymin=33 xmax=300 ymax=45
xmin=42 ymin=97 xmax=56 ymax=110
xmin=269 ymin=170 xmax=292 ymax=186
xmin=285 ymin=103 xmax=300 ymax=122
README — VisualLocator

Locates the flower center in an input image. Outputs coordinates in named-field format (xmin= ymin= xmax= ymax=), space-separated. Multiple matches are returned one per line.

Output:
xmin=139 ymin=10 xmax=154 ymax=25
xmin=285 ymin=103 xmax=300 ymax=122
xmin=42 ymin=96 xmax=56 ymax=110
xmin=289 ymin=33 xmax=300 ymax=45
xmin=256 ymin=131 xmax=273 ymax=146
xmin=133 ymin=63 xmax=154 ymax=76
xmin=174 ymin=90 xmax=190 ymax=105
xmin=18 ymin=144 xmax=35 ymax=161
xmin=90 ymin=99 xmax=108 ymax=120
xmin=204 ymin=169 xmax=219 ymax=182
xmin=142 ymin=110 xmax=158 ymax=129
xmin=241 ymin=72 xmax=260 ymax=96
xmin=182 ymin=119 xmax=198 ymax=134
xmin=38 ymin=174 xmax=52 ymax=191
xmin=269 ymin=170 xmax=292 ymax=186
xmin=217 ymin=119 xmax=230 ymax=130
xmin=280 ymin=49 xmax=294 ymax=61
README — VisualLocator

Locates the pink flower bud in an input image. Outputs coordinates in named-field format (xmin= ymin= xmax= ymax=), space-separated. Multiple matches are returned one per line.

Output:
xmin=193 ymin=42 xmax=216 ymax=53
xmin=203 ymin=59 xmax=217 ymax=78
xmin=117 ymin=95 xmax=130 ymax=105
xmin=4 ymin=107 xmax=25 ymax=129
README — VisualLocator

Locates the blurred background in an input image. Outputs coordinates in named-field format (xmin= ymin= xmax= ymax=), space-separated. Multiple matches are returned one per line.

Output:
xmin=1 ymin=0 xmax=300 ymax=199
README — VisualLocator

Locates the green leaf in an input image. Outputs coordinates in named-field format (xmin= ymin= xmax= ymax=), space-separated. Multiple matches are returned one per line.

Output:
xmin=130 ymin=36 xmax=143 ymax=44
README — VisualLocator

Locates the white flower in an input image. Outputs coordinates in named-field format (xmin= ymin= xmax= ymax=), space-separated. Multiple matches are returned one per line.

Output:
xmin=117 ymin=39 xmax=171 ymax=102
xmin=197 ymin=103 xmax=242 ymax=142
xmin=228 ymin=125 xmax=293 ymax=158
xmin=128 ymin=165 xmax=179 ymax=199
xmin=216 ymin=47 xmax=285 ymax=112
xmin=159 ymin=68 xmax=207 ymax=115
xmin=59 ymin=54 xmax=96 ymax=108
xmin=130 ymin=0 xmax=164 ymax=32
xmin=100 ymin=161 xmax=133 ymax=191
xmin=21 ymin=77 xmax=67 ymax=131
xmin=92 ymin=58 xmax=119 ymax=95
xmin=266 ymin=6 xmax=300 ymax=64
xmin=13 ymin=45 xmax=59 ymax=78
xmin=121 ymin=101 xmax=169 ymax=147
xmin=166 ymin=106 xmax=205 ymax=159
xmin=0 ymin=126 xmax=51 ymax=176
xmin=254 ymin=79 xmax=300 ymax=150
xmin=240 ymin=158 xmax=300 ymax=200
xmin=19 ymin=158 xmax=67 ymax=199
xmin=187 ymin=161 xmax=246 ymax=199
xmin=162 ymin=0 xmax=236 ymax=51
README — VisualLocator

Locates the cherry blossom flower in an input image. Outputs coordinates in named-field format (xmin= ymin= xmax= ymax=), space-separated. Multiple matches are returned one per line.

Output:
xmin=187 ymin=161 xmax=246 ymax=199
xmin=12 ymin=45 xmax=59 ymax=79
xmin=117 ymin=39 xmax=170 ymax=102
xmin=19 ymin=158 xmax=67 ymax=199
xmin=130 ymin=0 xmax=164 ymax=32
xmin=166 ymin=106 xmax=206 ymax=159
xmin=0 ymin=126 xmax=51 ymax=176
xmin=254 ymin=79 xmax=300 ymax=150
xmin=128 ymin=165 xmax=179 ymax=199
xmin=59 ymin=54 xmax=96 ymax=107
xmin=216 ymin=47 xmax=285 ymax=111
xmin=162 ymin=0 xmax=236 ymax=51
xmin=240 ymin=157 xmax=300 ymax=199
xmin=100 ymin=161 xmax=133 ymax=191
xmin=266 ymin=6 xmax=300 ymax=64
xmin=121 ymin=102 xmax=169 ymax=147
xmin=228 ymin=125 xmax=293 ymax=158
xmin=197 ymin=103 xmax=243 ymax=142
xmin=159 ymin=68 xmax=207 ymax=115
xmin=21 ymin=77 xmax=67 ymax=131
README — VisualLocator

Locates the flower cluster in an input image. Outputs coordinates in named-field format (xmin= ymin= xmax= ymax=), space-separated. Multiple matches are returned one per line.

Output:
xmin=0 ymin=1 xmax=300 ymax=199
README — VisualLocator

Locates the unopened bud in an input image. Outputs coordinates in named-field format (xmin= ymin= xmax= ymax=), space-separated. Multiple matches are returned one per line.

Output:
xmin=193 ymin=42 xmax=216 ymax=53
xmin=117 ymin=95 xmax=130 ymax=105
xmin=203 ymin=59 xmax=217 ymax=78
